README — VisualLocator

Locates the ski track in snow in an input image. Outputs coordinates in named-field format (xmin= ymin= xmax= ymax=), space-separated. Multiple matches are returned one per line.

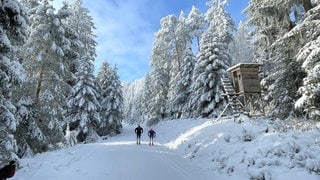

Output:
xmin=13 ymin=125 xmax=213 ymax=180
xmin=11 ymin=117 xmax=320 ymax=180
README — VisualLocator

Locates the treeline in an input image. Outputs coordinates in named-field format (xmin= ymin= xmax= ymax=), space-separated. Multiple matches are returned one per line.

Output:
xmin=0 ymin=0 xmax=123 ymax=163
xmin=123 ymin=0 xmax=320 ymax=124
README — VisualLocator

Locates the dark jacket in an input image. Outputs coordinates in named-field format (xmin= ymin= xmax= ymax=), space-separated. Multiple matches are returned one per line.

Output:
xmin=135 ymin=126 xmax=143 ymax=135
xmin=0 ymin=161 xmax=15 ymax=180
xmin=148 ymin=129 xmax=156 ymax=138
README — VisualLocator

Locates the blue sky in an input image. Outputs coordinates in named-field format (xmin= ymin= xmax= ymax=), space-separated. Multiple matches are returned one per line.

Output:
xmin=53 ymin=0 xmax=249 ymax=81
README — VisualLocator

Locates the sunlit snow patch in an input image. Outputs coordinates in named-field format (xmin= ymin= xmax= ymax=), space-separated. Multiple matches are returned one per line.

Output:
xmin=164 ymin=120 xmax=214 ymax=149
xmin=102 ymin=141 xmax=136 ymax=146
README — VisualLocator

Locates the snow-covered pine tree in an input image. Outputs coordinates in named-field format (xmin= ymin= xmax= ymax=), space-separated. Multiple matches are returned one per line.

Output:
xmin=13 ymin=0 xmax=48 ymax=157
xmin=245 ymin=0 xmax=315 ymax=119
xmin=66 ymin=54 xmax=101 ymax=142
xmin=63 ymin=0 xmax=100 ymax=141
xmin=147 ymin=15 xmax=178 ymax=122
xmin=59 ymin=2 xmax=83 ymax=88
xmin=141 ymin=72 xmax=153 ymax=122
xmin=122 ymin=79 xmax=144 ymax=124
xmin=97 ymin=61 xmax=112 ymax=133
xmin=67 ymin=0 xmax=97 ymax=80
xmin=97 ymin=61 xmax=123 ymax=135
xmin=166 ymin=11 xmax=190 ymax=118
xmin=230 ymin=21 xmax=254 ymax=65
xmin=189 ymin=0 xmax=234 ymax=118
xmin=13 ymin=96 xmax=49 ymax=157
xmin=288 ymin=4 xmax=320 ymax=120
xmin=259 ymin=0 xmax=304 ymax=119
xmin=170 ymin=41 xmax=196 ymax=118
xmin=167 ymin=6 xmax=205 ymax=119
xmin=244 ymin=0 xmax=294 ymax=68
xmin=186 ymin=6 xmax=206 ymax=50
xmin=0 ymin=0 xmax=28 ymax=163
xmin=21 ymin=0 xmax=78 ymax=148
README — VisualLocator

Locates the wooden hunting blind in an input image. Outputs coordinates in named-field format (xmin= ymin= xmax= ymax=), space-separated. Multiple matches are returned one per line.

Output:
xmin=227 ymin=63 xmax=261 ymax=95
xmin=218 ymin=63 xmax=262 ymax=119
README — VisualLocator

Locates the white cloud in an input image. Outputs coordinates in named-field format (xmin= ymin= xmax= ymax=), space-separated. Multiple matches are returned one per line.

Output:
xmin=83 ymin=0 xmax=164 ymax=81
xmin=51 ymin=0 xmax=248 ymax=81
xmin=51 ymin=0 xmax=158 ymax=81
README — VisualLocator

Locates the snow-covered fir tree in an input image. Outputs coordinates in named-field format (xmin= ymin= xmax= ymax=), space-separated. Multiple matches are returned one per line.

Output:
xmin=149 ymin=9 xmax=205 ymax=120
xmin=284 ymin=3 xmax=320 ymax=120
xmin=20 ymin=0 xmax=78 ymax=149
xmin=189 ymin=0 xmax=234 ymax=118
xmin=64 ymin=0 xmax=102 ymax=141
xmin=59 ymin=2 xmax=84 ymax=87
xmin=123 ymin=79 xmax=145 ymax=124
xmin=244 ymin=0 xmax=294 ymax=68
xmin=67 ymin=0 xmax=97 ymax=81
xmin=13 ymin=96 xmax=48 ymax=157
xmin=167 ymin=6 xmax=205 ymax=119
xmin=186 ymin=6 xmax=206 ymax=50
xmin=97 ymin=61 xmax=123 ymax=135
xmin=246 ymin=0 xmax=303 ymax=119
xmin=245 ymin=0 xmax=317 ymax=119
xmin=140 ymin=72 xmax=153 ymax=122
xmin=0 ymin=0 xmax=28 ymax=163
xmin=66 ymin=55 xmax=101 ymax=142
xmin=166 ymin=11 xmax=191 ymax=118
xmin=169 ymin=41 xmax=196 ymax=118
xmin=147 ymin=15 xmax=178 ymax=122
xmin=230 ymin=21 xmax=254 ymax=65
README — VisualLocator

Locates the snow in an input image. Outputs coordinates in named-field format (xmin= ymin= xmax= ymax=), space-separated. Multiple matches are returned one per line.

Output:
xmin=12 ymin=115 xmax=320 ymax=180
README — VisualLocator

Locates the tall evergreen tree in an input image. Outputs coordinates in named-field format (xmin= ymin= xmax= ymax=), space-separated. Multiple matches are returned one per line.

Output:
xmin=59 ymin=2 xmax=83 ymax=87
xmin=166 ymin=12 xmax=190 ymax=118
xmin=189 ymin=0 xmax=234 ymax=118
xmin=186 ymin=6 xmax=206 ymax=50
xmin=64 ymin=0 xmax=100 ymax=141
xmin=20 ymin=0 xmax=77 ymax=150
xmin=148 ymin=15 xmax=178 ymax=121
xmin=141 ymin=72 xmax=153 ymax=121
xmin=170 ymin=41 xmax=196 ymax=118
xmin=230 ymin=21 xmax=254 ymax=65
xmin=123 ymin=79 xmax=144 ymax=124
xmin=67 ymin=0 xmax=97 ymax=77
xmin=0 ymin=0 xmax=28 ymax=163
xmin=66 ymin=55 xmax=101 ymax=142
xmin=245 ymin=0 xmax=314 ymax=119
xmin=285 ymin=3 xmax=320 ymax=120
xmin=97 ymin=62 xmax=123 ymax=135
xmin=165 ymin=6 xmax=205 ymax=119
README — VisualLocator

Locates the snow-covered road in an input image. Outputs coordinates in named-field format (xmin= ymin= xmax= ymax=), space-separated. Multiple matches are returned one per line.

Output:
xmin=13 ymin=125 xmax=213 ymax=180
xmin=12 ymin=117 xmax=320 ymax=179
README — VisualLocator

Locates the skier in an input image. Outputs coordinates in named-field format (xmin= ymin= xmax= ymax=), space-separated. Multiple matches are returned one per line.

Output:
xmin=135 ymin=125 xmax=143 ymax=145
xmin=148 ymin=128 xmax=156 ymax=146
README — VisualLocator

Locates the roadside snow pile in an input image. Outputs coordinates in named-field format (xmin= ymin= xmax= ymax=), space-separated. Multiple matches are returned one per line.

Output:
xmin=154 ymin=115 xmax=320 ymax=180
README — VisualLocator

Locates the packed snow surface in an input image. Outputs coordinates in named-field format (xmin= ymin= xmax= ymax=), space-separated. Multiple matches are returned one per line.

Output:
xmin=12 ymin=115 xmax=320 ymax=180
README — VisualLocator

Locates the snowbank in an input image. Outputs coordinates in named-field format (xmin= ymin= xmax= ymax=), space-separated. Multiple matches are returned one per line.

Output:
xmin=153 ymin=115 xmax=320 ymax=180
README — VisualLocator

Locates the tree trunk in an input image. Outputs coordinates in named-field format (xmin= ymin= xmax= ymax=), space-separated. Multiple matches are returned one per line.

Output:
xmin=302 ymin=0 xmax=313 ymax=12
xmin=36 ymin=70 xmax=44 ymax=104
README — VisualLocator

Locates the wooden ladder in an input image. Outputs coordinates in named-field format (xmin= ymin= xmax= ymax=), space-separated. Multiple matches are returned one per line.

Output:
xmin=217 ymin=78 xmax=244 ymax=119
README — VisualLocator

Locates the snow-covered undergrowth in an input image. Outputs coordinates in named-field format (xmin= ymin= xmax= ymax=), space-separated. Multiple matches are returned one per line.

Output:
xmin=152 ymin=115 xmax=320 ymax=180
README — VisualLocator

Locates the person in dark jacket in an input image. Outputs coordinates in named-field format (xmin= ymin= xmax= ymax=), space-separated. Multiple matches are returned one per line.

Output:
xmin=148 ymin=128 xmax=156 ymax=146
xmin=135 ymin=125 xmax=143 ymax=145
xmin=0 ymin=160 xmax=16 ymax=180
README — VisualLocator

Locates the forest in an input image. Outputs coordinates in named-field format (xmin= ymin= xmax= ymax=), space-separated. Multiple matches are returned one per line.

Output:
xmin=123 ymin=0 xmax=320 ymax=125
xmin=0 ymin=0 xmax=123 ymax=163
xmin=1 ymin=0 xmax=320 ymax=166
